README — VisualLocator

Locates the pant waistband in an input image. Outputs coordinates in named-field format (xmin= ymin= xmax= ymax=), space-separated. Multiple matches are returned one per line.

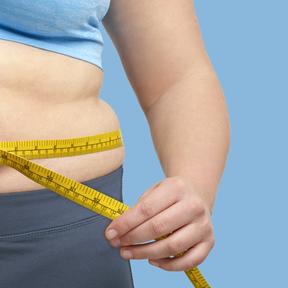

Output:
xmin=0 ymin=165 xmax=123 ymax=238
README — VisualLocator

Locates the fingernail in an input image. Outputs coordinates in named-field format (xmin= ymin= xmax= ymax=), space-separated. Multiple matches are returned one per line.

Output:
xmin=110 ymin=238 xmax=120 ymax=247
xmin=106 ymin=229 xmax=118 ymax=240
xmin=121 ymin=249 xmax=133 ymax=259
xmin=149 ymin=260 xmax=159 ymax=267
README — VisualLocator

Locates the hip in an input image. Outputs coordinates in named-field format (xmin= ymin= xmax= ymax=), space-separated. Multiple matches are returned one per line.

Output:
xmin=0 ymin=164 xmax=134 ymax=288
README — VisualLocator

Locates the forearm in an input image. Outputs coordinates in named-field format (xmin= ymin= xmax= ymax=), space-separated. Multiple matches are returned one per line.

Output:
xmin=144 ymin=70 xmax=230 ymax=213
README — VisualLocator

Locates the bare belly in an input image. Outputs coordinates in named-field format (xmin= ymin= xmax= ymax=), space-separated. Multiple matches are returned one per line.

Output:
xmin=0 ymin=40 xmax=125 ymax=194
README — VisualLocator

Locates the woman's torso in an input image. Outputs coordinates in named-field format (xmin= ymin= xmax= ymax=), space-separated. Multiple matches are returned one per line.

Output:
xmin=0 ymin=40 xmax=125 ymax=194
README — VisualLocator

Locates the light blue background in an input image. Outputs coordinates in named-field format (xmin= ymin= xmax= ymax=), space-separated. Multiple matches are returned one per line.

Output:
xmin=100 ymin=1 xmax=287 ymax=287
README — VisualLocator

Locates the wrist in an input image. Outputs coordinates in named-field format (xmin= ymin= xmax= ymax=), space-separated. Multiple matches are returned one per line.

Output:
xmin=180 ymin=175 xmax=216 ymax=215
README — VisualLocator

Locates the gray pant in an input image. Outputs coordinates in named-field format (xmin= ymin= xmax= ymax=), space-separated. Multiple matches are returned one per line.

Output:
xmin=0 ymin=165 xmax=134 ymax=288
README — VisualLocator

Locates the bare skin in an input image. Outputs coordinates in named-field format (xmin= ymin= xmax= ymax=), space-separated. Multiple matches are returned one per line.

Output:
xmin=0 ymin=40 xmax=125 ymax=193
xmin=0 ymin=0 xmax=230 ymax=273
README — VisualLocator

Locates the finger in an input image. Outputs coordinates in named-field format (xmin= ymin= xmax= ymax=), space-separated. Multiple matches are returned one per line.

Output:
xmin=149 ymin=240 xmax=213 ymax=271
xmin=105 ymin=178 xmax=181 ymax=240
xmin=120 ymin=222 xmax=205 ymax=260
xmin=119 ymin=201 xmax=195 ymax=245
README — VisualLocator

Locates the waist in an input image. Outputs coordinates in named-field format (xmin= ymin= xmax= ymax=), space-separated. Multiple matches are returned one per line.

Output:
xmin=0 ymin=95 xmax=125 ymax=194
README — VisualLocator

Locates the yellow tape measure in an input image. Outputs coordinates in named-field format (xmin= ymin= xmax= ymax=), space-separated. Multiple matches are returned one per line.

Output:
xmin=0 ymin=128 xmax=210 ymax=288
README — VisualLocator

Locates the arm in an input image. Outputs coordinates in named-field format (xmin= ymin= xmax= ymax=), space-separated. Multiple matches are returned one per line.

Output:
xmin=144 ymin=71 xmax=230 ymax=213
xmin=103 ymin=0 xmax=230 ymax=270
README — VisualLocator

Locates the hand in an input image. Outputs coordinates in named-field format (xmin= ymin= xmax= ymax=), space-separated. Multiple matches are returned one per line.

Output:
xmin=104 ymin=176 xmax=215 ymax=271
